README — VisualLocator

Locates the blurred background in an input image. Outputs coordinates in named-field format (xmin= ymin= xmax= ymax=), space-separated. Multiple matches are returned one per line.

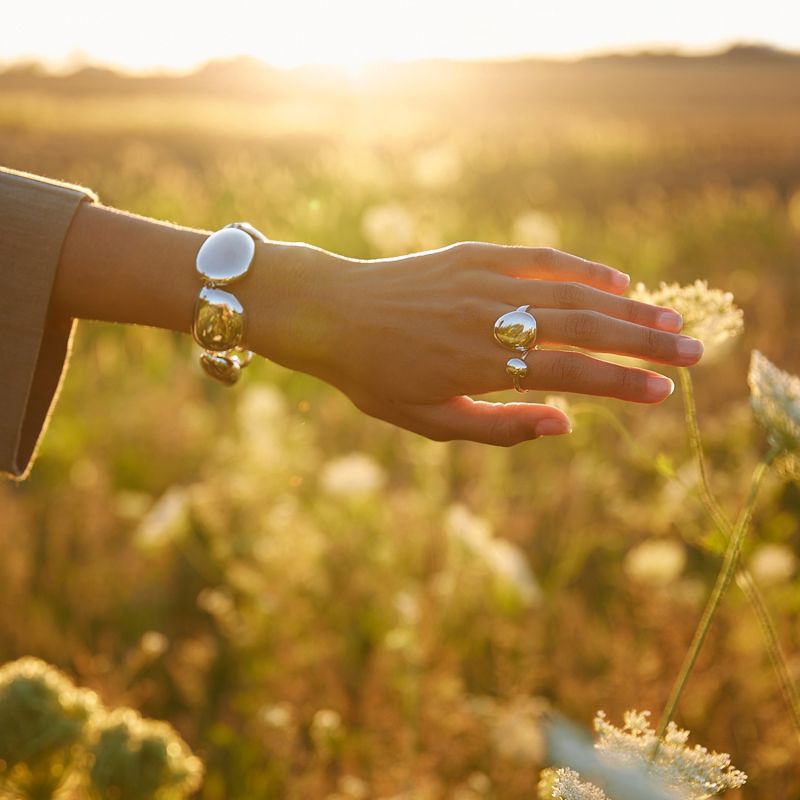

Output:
xmin=2 ymin=2 xmax=800 ymax=797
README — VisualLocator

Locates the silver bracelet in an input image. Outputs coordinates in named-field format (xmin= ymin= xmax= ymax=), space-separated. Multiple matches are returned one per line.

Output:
xmin=192 ymin=222 xmax=268 ymax=386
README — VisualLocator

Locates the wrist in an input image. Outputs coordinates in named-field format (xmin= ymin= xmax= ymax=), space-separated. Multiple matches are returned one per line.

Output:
xmin=240 ymin=240 xmax=345 ymax=375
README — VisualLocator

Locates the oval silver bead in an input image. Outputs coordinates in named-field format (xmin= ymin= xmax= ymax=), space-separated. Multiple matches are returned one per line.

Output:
xmin=506 ymin=357 xmax=529 ymax=378
xmin=494 ymin=308 xmax=538 ymax=352
xmin=200 ymin=352 xmax=242 ymax=385
xmin=193 ymin=287 xmax=246 ymax=351
xmin=196 ymin=226 xmax=256 ymax=285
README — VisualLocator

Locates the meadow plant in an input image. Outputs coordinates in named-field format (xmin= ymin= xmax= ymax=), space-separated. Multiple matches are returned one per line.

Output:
xmin=627 ymin=283 xmax=800 ymax=760
xmin=548 ymin=280 xmax=798 ymax=794
xmin=0 ymin=658 xmax=202 ymax=800
xmin=88 ymin=709 xmax=203 ymax=800
xmin=630 ymin=280 xmax=743 ymax=360
xmin=538 ymin=710 xmax=745 ymax=800
xmin=749 ymin=350 xmax=800 ymax=478
xmin=0 ymin=658 xmax=99 ymax=800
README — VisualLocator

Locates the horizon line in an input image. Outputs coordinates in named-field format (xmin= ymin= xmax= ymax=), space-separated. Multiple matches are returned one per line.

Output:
xmin=1 ymin=39 xmax=796 ymax=78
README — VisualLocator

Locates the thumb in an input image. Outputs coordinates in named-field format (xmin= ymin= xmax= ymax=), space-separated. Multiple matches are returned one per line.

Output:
xmin=353 ymin=392 xmax=572 ymax=446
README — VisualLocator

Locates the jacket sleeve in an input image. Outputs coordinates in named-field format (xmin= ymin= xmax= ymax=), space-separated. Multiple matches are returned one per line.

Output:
xmin=0 ymin=166 xmax=98 ymax=481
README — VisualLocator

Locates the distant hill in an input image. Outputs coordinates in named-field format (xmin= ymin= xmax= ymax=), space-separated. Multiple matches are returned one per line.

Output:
xmin=0 ymin=43 xmax=800 ymax=94
xmin=1 ymin=44 xmax=799 ymax=111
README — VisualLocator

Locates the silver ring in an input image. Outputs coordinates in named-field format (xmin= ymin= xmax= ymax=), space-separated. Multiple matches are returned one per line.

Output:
xmin=495 ymin=305 xmax=537 ymax=391
xmin=506 ymin=356 xmax=529 ymax=393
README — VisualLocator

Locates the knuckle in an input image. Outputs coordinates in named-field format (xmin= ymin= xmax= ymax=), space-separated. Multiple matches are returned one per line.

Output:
xmin=554 ymin=281 xmax=586 ymax=309
xmin=626 ymin=300 xmax=650 ymax=324
xmin=452 ymin=240 xmax=490 ymax=265
xmin=486 ymin=414 xmax=516 ymax=447
xmin=642 ymin=326 xmax=667 ymax=354
xmin=568 ymin=310 xmax=601 ymax=341
xmin=618 ymin=366 xmax=647 ymax=397
xmin=550 ymin=353 xmax=586 ymax=386
xmin=456 ymin=294 xmax=485 ymax=321
xmin=534 ymin=247 xmax=558 ymax=268
xmin=584 ymin=260 xmax=602 ymax=280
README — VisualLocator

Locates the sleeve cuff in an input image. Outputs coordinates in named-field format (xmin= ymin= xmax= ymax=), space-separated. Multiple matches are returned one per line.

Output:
xmin=0 ymin=166 xmax=98 ymax=480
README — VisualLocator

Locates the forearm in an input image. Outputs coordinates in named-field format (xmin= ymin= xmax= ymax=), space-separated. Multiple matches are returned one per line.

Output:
xmin=51 ymin=202 xmax=339 ymax=372
xmin=54 ymin=203 xmax=203 ymax=333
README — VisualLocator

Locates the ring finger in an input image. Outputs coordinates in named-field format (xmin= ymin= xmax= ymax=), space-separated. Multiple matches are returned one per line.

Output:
xmin=494 ymin=348 xmax=675 ymax=403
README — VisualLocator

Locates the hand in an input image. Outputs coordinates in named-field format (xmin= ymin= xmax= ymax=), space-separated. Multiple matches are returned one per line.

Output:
xmin=249 ymin=241 xmax=702 ymax=446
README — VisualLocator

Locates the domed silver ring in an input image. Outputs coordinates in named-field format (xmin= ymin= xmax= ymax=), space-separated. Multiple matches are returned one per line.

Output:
xmin=506 ymin=356 xmax=529 ymax=393
xmin=494 ymin=305 xmax=538 ymax=353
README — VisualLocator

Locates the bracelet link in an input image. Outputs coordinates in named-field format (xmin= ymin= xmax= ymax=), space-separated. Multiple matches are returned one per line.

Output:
xmin=192 ymin=222 xmax=267 ymax=386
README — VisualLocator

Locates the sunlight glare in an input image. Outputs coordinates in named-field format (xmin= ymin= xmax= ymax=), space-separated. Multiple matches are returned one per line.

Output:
xmin=2 ymin=0 xmax=800 ymax=74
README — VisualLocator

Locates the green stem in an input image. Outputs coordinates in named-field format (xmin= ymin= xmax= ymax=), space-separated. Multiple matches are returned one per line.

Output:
xmin=736 ymin=569 xmax=800 ymax=739
xmin=677 ymin=368 xmax=730 ymax=535
xmin=652 ymin=448 xmax=777 ymax=757
xmin=679 ymin=368 xmax=800 ymax=742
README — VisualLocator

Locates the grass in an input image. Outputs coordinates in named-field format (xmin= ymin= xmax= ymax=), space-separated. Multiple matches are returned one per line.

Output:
xmin=1 ymin=55 xmax=799 ymax=797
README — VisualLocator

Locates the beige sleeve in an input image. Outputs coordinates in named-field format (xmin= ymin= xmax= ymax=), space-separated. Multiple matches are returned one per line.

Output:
xmin=0 ymin=166 xmax=98 ymax=481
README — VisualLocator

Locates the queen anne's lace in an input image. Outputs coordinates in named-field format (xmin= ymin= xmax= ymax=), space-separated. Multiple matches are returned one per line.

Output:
xmin=593 ymin=710 xmax=746 ymax=799
xmin=630 ymin=280 xmax=743 ymax=359
xmin=539 ymin=711 xmax=746 ymax=800
xmin=551 ymin=768 xmax=610 ymax=800
xmin=748 ymin=350 xmax=800 ymax=454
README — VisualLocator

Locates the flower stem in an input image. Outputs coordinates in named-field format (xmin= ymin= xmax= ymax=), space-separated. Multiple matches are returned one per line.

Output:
xmin=652 ymin=446 xmax=776 ymax=758
xmin=678 ymin=368 xmax=800 ymax=742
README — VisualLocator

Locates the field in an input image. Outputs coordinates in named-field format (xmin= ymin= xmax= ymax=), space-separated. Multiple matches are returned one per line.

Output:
xmin=1 ymin=49 xmax=800 ymax=798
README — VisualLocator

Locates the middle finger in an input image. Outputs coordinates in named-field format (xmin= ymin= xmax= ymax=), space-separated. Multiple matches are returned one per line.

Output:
xmin=520 ymin=308 xmax=703 ymax=366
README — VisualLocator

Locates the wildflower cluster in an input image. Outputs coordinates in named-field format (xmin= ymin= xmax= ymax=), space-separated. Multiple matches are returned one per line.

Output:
xmin=0 ymin=657 xmax=99 ymax=798
xmin=594 ymin=710 xmax=746 ymax=798
xmin=630 ymin=280 xmax=743 ymax=357
xmin=90 ymin=709 xmax=203 ymax=800
xmin=549 ymin=768 xmax=612 ymax=800
xmin=748 ymin=350 xmax=800 ymax=475
xmin=0 ymin=658 xmax=203 ymax=800
xmin=539 ymin=710 xmax=745 ymax=800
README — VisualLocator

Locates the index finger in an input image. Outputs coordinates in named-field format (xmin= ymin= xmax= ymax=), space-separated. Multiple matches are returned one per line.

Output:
xmin=471 ymin=244 xmax=630 ymax=295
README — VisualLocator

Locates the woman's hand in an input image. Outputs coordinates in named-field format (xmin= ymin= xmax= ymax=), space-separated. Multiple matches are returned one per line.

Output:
xmin=248 ymin=241 xmax=702 ymax=446
xmin=55 ymin=206 xmax=700 ymax=447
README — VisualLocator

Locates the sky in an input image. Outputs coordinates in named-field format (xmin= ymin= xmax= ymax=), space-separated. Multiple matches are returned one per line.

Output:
xmin=2 ymin=1 xmax=798 ymax=73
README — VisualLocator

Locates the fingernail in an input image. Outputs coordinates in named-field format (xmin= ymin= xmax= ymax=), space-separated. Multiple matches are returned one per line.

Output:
xmin=646 ymin=375 xmax=675 ymax=400
xmin=612 ymin=272 xmax=630 ymax=290
xmin=656 ymin=310 xmax=683 ymax=332
xmin=535 ymin=418 xmax=572 ymax=437
xmin=677 ymin=337 xmax=704 ymax=361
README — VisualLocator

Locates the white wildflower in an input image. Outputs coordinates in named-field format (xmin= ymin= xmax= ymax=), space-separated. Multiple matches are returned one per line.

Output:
xmin=445 ymin=504 xmax=541 ymax=605
xmin=134 ymin=486 xmax=189 ymax=549
xmin=630 ymin=281 xmax=743 ymax=359
xmin=260 ymin=702 xmax=295 ymax=730
xmin=551 ymin=768 xmax=609 ymax=800
xmin=445 ymin=503 xmax=493 ymax=551
xmin=320 ymin=452 xmax=386 ymax=498
xmin=311 ymin=709 xmax=344 ymax=754
xmin=139 ymin=631 xmax=168 ymax=657
xmin=624 ymin=539 xmax=687 ymax=586
xmin=749 ymin=543 xmax=797 ymax=586
xmin=748 ymin=350 xmax=800 ymax=458
xmin=484 ymin=539 xmax=542 ymax=605
xmin=338 ymin=774 xmax=370 ymax=799
xmin=593 ymin=710 xmax=746 ymax=798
